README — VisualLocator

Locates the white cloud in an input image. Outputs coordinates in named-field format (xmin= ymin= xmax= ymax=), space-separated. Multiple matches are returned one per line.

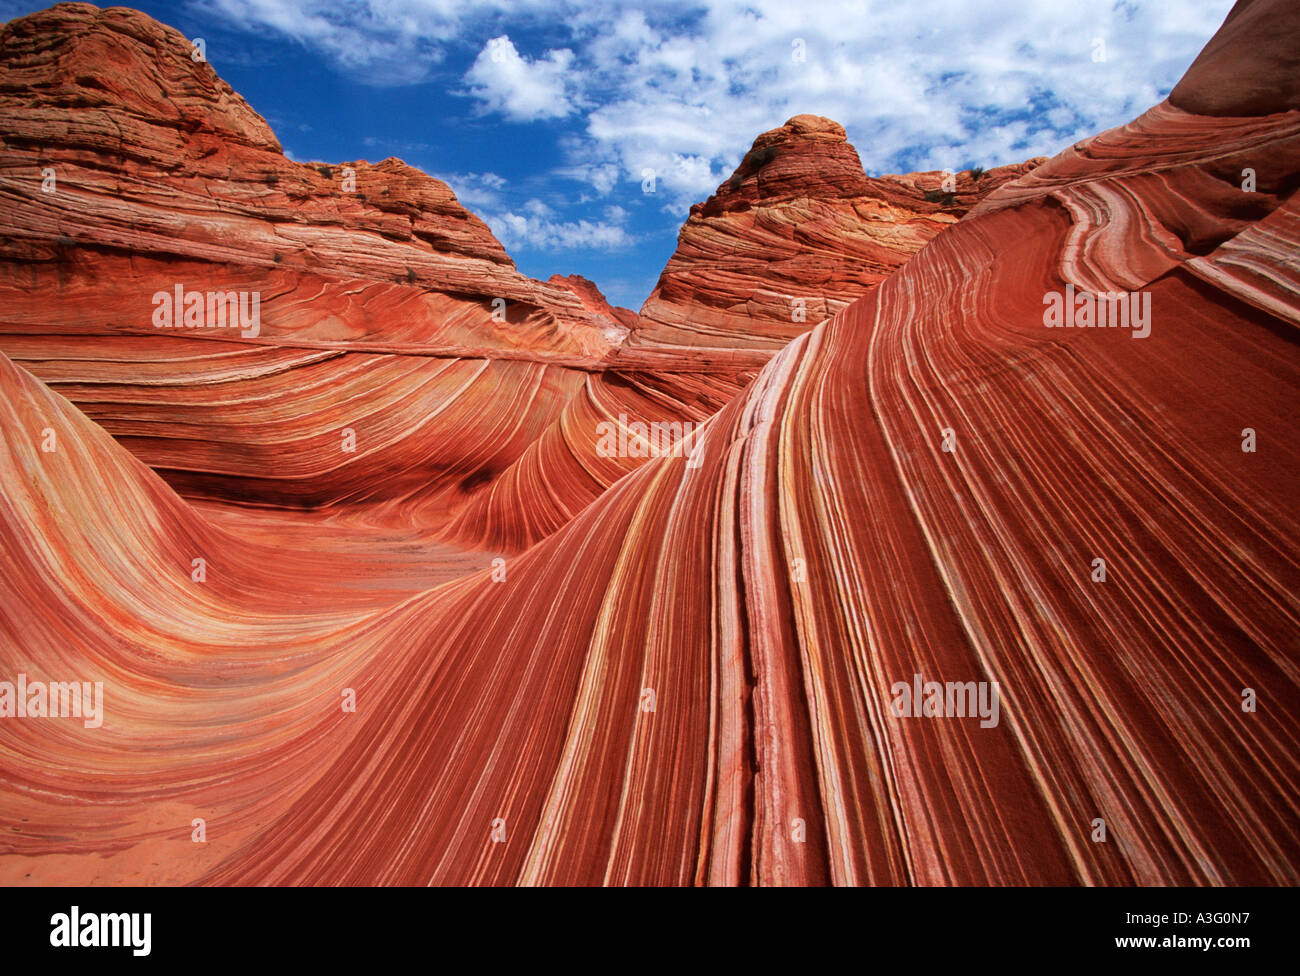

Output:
xmin=521 ymin=198 xmax=554 ymax=217
xmin=435 ymin=171 xmax=508 ymax=209
xmin=464 ymin=35 xmax=578 ymax=121
xmin=555 ymin=161 xmax=621 ymax=196
xmin=201 ymin=0 xmax=462 ymax=84
xmin=485 ymin=203 xmax=633 ymax=251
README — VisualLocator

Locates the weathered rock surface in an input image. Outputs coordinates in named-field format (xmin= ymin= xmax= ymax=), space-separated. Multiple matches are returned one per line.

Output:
xmin=0 ymin=5 xmax=1011 ymax=549
xmin=619 ymin=113 xmax=1042 ymax=370
xmin=1 ymin=0 xmax=1296 ymax=887
xmin=0 ymin=2 xmax=660 ymax=543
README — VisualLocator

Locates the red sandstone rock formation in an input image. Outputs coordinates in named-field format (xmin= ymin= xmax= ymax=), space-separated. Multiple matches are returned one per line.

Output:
xmin=548 ymin=273 xmax=639 ymax=332
xmin=453 ymin=117 xmax=1039 ymax=550
xmin=0 ymin=2 xmax=631 ymax=526
xmin=0 ymin=0 xmax=1297 ymax=887
xmin=619 ymin=113 xmax=1042 ymax=371
xmin=0 ymin=4 xmax=1000 ymax=551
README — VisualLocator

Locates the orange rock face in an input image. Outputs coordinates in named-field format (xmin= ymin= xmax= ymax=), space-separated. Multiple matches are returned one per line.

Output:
xmin=1 ymin=0 xmax=1298 ymax=886
xmin=621 ymin=113 xmax=1043 ymax=371
xmin=0 ymin=1 xmax=629 ymax=531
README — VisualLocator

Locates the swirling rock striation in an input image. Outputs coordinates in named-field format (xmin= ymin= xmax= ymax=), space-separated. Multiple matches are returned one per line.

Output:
xmin=0 ymin=0 xmax=1297 ymax=886
xmin=618 ymin=113 xmax=1042 ymax=371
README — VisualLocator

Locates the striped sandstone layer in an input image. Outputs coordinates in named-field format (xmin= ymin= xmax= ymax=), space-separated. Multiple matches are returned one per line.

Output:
xmin=0 ymin=5 xmax=999 ymax=551
xmin=0 ymin=0 xmax=1297 ymax=885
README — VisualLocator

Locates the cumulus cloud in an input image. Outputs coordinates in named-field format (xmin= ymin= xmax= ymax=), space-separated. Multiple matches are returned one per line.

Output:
xmin=464 ymin=35 xmax=577 ymax=121
xmin=435 ymin=171 xmax=508 ymax=209
xmin=554 ymin=160 xmax=621 ymax=196
xmin=485 ymin=200 xmax=634 ymax=251
xmin=200 ymin=0 xmax=461 ymax=84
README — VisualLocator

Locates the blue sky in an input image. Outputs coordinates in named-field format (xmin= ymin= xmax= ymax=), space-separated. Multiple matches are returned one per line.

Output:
xmin=3 ymin=0 xmax=1233 ymax=309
